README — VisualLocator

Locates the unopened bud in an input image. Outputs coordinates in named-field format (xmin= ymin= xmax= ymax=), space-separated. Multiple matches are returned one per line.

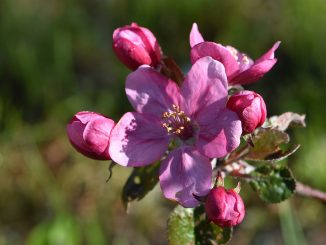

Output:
xmin=227 ymin=90 xmax=267 ymax=134
xmin=205 ymin=186 xmax=245 ymax=227
xmin=66 ymin=111 xmax=115 ymax=160
xmin=112 ymin=23 xmax=162 ymax=70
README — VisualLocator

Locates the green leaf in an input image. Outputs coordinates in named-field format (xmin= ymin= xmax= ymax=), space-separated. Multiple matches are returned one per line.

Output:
xmin=245 ymin=144 xmax=300 ymax=163
xmin=194 ymin=205 xmax=232 ymax=245
xmin=245 ymin=128 xmax=295 ymax=162
xmin=167 ymin=205 xmax=233 ymax=245
xmin=168 ymin=205 xmax=195 ymax=245
xmin=266 ymin=112 xmax=306 ymax=131
xmin=121 ymin=162 xmax=160 ymax=210
xmin=249 ymin=165 xmax=296 ymax=203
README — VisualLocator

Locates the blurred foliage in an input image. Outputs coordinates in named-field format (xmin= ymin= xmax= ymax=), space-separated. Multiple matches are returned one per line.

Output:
xmin=0 ymin=0 xmax=326 ymax=244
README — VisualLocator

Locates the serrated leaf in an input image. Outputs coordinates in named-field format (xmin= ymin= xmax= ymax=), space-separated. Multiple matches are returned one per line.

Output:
xmin=168 ymin=205 xmax=195 ymax=245
xmin=245 ymin=128 xmax=291 ymax=161
xmin=249 ymin=165 xmax=296 ymax=203
xmin=267 ymin=112 xmax=306 ymax=131
xmin=245 ymin=144 xmax=300 ymax=163
xmin=121 ymin=162 xmax=160 ymax=210
xmin=167 ymin=205 xmax=233 ymax=245
xmin=194 ymin=205 xmax=232 ymax=245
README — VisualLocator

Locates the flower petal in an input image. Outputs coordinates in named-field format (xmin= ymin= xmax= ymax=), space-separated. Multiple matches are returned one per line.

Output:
xmin=109 ymin=112 xmax=169 ymax=167
xmin=83 ymin=117 xmax=115 ymax=158
xmin=159 ymin=146 xmax=212 ymax=208
xmin=230 ymin=42 xmax=280 ymax=85
xmin=229 ymin=59 xmax=277 ymax=85
xmin=225 ymin=45 xmax=254 ymax=73
xmin=180 ymin=56 xmax=228 ymax=118
xmin=67 ymin=112 xmax=114 ymax=160
xmin=136 ymin=23 xmax=162 ymax=64
xmin=189 ymin=23 xmax=204 ymax=48
xmin=113 ymin=38 xmax=152 ymax=70
xmin=196 ymin=108 xmax=242 ymax=158
xmin=126 ymin=66 xmax=180 ymax=117
xmin=255 ymin=41 xmax=281 ymax=63
xmin=190 ymin=42 xmax=239 ymax=78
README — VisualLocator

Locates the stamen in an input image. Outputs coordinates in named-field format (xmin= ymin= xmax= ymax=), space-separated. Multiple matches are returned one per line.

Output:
xmin=242 ymin=55 xmax=250 ymax=64
xmin=162 ymin=104 xmax=193 ymax=140
xmin=226 ymin=46 xmax=239 ymax=61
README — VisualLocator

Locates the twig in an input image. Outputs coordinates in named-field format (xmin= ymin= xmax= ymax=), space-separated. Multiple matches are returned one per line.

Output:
xmin=223 ymin=146 xmax=250 ymax=166
xmin=295 ymin=181 xmax=326 ymax=202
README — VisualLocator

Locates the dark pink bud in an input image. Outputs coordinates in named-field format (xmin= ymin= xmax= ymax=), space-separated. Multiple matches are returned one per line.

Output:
xmin=66 ymin=111 xmax=115 ymax=160
xmin=112 ymin=23 xmax=162 ymax=70
xmin=205 ymin=186 xmax=245 ymax=227
xmin=227 ymin=90 xmax=267 ymax=134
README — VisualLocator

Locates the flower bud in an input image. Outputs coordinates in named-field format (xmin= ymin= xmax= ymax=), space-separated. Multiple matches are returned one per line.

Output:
xmin=66 ymin=111 xmax=115 ymax=160
xmin=227 ymin=90 xmax=267 ymax=134
xmin=205 ymin=186 xmax=245 ymax=227
xmin=112 ymin=23 xmax=162 ymax=70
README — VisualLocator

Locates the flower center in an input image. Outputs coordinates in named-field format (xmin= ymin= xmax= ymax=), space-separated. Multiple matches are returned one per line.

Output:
xmin=162 ymin=104 xmax=193 ymax=141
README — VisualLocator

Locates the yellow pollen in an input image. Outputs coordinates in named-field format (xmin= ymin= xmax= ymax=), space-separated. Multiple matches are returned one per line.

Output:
xmin=226 ymin=46 xmax=239 ymax=61
xmin=242 ymin=55 xmax=250 ymax=64
xmin=162 ymin=104 xmax=191 ymax=136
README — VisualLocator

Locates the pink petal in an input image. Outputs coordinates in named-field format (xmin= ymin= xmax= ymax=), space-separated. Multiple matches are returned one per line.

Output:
xmin=196 ymin=108 xmax=242 ymax=158
xmin=75 ymin=111 xmax=104 ymax=124
xmin=159 ymin=146 xmax=212 ymax=208
xmin=83 ymin=117 xmax=114 ymax=156
xmin=180 ymin=56 xmax=228 ymax=118
xmin=229 ymin=59 xmax=277 ymax=85
xmin=255 ymin=41 xmax=281 ymax=63
xmin=241 ymin=97 xmax=262 ymax=133
xmin=137 ymin=24 xmax=162 ymax=63
xmin=229 ymin=42 xmax=280 ymax=85
xmin=225 ymin=45 xmax=254 ymax=73
xmin=112 ymin=38 xmax=152 ymax=70
xmin=67 ymin=112 xmax=115 ymax=160
xmin=126 ymin=66 xmax=180 ymax=117
xmin=190 ymin=42 xmax=239 ymax=78
xmin=109 ymin=112 xmax=169 ymax=167
xmin=113 ymin=24 xmax=145 ymax=48
xmin=189 ymin=23 xmax=204 ymax=48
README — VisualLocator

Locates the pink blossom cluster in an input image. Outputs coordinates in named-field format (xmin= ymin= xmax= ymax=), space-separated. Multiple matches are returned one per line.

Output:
xmin=67 ymin=22 xmax=279 ymax=227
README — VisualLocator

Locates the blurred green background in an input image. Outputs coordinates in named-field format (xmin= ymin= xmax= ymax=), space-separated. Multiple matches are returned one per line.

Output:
xmin=1 ymin=0 xmax=326 ymax=244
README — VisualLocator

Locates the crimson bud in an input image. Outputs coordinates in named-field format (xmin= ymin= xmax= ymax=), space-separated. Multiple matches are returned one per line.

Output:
xmin=66 ymin=111 xmax=115 ymax=160
xmin=227 ymin=90 xmax=267 ymax=134
xmin=112 ymin=23 xmax=162 ymax=70
xmin=205 ymin=186 xmax=245 ymax=227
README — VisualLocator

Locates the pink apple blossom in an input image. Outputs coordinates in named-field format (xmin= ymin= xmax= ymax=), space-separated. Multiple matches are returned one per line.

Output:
xmin=227 ymin=90 xmax=267 ymax=134
xmin=113 ymin=23 xmax=162 ymax=70
xmin=67 ymin=111 xmax=115 ymax=160
xmin=109 ymin=57 xmax=242 ymax=207
xmin=189 ymin=23 xmax=280 ymax=85
xmin=205 ymin=186 xmax=245 ymax=227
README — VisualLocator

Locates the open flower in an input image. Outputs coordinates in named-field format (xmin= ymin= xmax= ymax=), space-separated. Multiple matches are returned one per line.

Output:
xmin=189 ymin=23 xmax=280 ymax=85
xmin=109 ymin=57 xmax=242 ymax=207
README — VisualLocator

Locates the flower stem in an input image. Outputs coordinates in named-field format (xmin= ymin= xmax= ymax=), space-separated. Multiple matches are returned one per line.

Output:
xmin=223 ymin=145 xmax=250 ymax=166
xmin=295 ymin=181 xmax=326 ymax=202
